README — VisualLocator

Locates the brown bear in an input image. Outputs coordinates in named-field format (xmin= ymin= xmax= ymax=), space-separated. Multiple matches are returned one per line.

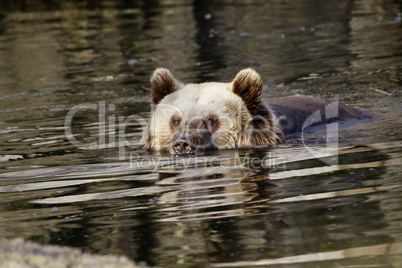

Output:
xmin=142 ymin=68 xmax=364 ymax=154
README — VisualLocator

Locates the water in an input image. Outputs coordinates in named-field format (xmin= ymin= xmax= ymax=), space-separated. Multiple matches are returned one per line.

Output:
xmin=0 ymin=0 xmax=401 ymax=267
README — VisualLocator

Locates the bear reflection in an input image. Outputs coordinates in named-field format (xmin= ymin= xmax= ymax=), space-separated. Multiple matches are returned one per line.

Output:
xmin=155 ymin=154 xmax=280 ymax=221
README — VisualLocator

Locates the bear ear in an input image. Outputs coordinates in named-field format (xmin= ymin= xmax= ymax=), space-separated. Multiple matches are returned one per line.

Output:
xmin=231 ymin=68 xmax=262 ymax=114
xmin=150 ymin=68 xmax=182 ymax=105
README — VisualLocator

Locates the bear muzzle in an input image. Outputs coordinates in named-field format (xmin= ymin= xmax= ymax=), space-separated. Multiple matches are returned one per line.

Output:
xmin=172 ymin=120 xmax=217 ymax=154
xmin=173 ymin=138 xmax=193 ymax=154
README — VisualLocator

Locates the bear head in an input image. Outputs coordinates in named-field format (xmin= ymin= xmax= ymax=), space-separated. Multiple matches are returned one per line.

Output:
xmin=142 ymin=68 xmax=284 ymax=154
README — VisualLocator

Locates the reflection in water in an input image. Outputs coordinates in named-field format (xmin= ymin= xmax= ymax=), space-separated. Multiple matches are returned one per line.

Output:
xmin=192 ymin=0 xmax=227 ymax=81
xmin=213 ymin=242 xmax=402 ymax=267
xmin=155 ymin=159 xmax=278 ymax=222
xmin=1 ymin=142 xmax=401 ymax=266
xmin=0 ymin=0 xmax=401 ymax=267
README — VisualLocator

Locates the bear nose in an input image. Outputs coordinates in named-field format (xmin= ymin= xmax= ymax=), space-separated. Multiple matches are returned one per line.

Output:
xmin=173 ymin=139 xmax=193 ymax=154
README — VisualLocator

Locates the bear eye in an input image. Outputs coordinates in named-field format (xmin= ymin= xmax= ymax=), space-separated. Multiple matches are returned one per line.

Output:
xmin=170 ymin=116 xmax=181 ymax=127
xmin=207 ymin=116 xmax=219 ymax=129
xmin=208 ymin=118 xmax=217 ymax=125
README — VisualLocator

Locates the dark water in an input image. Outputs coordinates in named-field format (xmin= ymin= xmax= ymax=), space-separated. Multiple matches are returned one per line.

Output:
xmin=0 ymin=0 xmax=401 ymax=267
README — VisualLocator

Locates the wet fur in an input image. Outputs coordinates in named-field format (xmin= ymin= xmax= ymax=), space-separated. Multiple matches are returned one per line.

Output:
xmin=143 ymin=68 xmax=364 ymax=153
xmin=265 ymin=95 xmax=365 ymax=134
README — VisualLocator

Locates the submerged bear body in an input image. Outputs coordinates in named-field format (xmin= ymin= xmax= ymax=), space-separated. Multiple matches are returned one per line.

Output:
xmin=142 ymin=68 xmax=364 ymax=154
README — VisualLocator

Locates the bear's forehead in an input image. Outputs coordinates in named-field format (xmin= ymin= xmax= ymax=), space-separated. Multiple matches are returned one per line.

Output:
xmin=154 ymin=82 xmax=247 ymax=121
xmin=161 ymin=82 xmax=241 ymax=107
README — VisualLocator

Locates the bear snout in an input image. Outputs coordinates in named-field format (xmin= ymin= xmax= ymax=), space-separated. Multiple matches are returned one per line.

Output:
xmin=173 ymin=138 xmax=193 ymax=154
xmin=172 ymin=126 xmax=217 ymax=154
